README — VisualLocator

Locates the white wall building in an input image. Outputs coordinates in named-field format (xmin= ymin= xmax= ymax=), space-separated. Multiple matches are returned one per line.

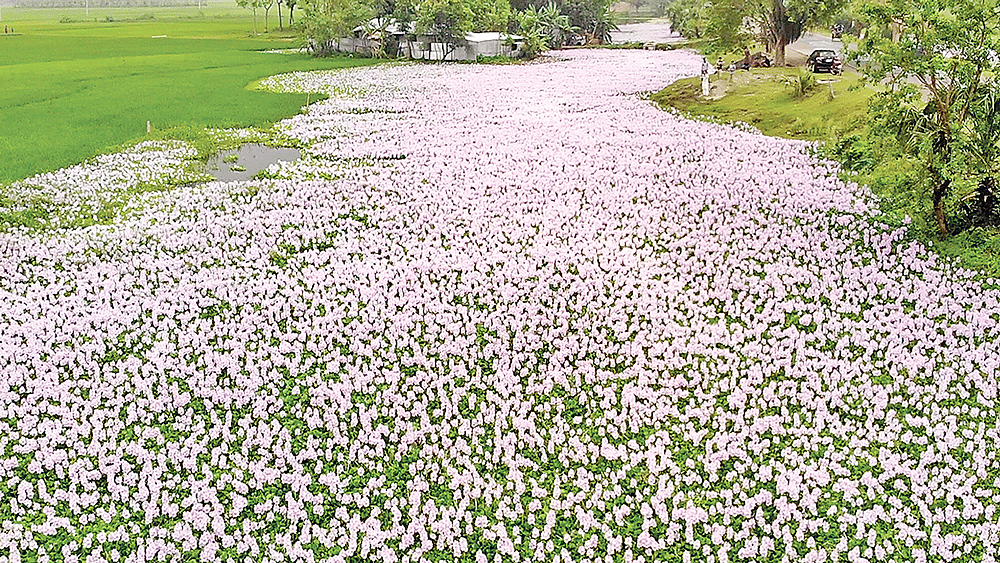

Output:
xmin=410 ymin=32 xmax=523 ymax=61
xmin=336 ymin=22 xmax=523 ymax=61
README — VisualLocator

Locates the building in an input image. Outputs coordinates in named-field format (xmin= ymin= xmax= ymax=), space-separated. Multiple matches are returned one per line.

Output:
xmin=336 ymin=21 xmax=523 ymax=61
xmin=409 ymin=32 xmax=523 ymax=61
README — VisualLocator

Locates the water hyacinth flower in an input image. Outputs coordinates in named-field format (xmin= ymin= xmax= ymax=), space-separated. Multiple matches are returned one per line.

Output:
xmin=0 ymin=49 xmax=998 ymax=563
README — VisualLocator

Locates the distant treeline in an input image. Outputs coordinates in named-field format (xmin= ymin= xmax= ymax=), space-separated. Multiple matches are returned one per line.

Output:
xmin=13 ymin=0 xmax=200 ymax=7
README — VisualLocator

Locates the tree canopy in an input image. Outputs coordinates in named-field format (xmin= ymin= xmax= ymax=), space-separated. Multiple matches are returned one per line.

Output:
xmin=297 ymin=0 xmax=614 ymax=58
xmin=298 ymin=0 xmax=374 ymax=55
xmin=850 ymin=0 xmax=1000 ymax=235
xmin=416 ymin=0 xmax=474 ymax=56
xmin=667 ymin=0 xmax=847 ymax=64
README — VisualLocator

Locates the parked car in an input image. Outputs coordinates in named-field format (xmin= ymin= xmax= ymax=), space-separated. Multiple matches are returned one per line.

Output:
xmin=806 ymin=49 xmax=843 ymax=74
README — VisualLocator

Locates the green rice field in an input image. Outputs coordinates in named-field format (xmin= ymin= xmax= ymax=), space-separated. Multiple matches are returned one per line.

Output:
xmin=0 ymin=2 xmax=380 ymax=185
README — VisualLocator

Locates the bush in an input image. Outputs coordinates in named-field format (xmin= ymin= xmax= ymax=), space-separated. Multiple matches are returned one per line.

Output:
xmin=475 ymin=54 xmax=519 ymax=64
xmin=785 ymin=70 xmax=818 ymax=98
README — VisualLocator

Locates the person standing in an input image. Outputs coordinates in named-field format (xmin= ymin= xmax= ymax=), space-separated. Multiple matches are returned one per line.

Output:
xmin=701 ymin=57 xmax=711 ymax=96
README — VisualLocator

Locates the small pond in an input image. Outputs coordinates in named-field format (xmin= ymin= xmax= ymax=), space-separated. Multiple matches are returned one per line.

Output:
xmin=205 ymin=144 xmax=300 ymax=181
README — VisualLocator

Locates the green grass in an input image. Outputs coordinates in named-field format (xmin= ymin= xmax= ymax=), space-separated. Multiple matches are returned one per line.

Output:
xmin=649 ymin=68 xmax=873 ymax=142
xmin=0 ymin=4 xmax=380 ymax=185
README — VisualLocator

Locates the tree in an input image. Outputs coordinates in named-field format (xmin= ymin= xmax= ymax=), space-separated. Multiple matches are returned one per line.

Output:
xmin=237 ymin=0 xmax=266 ymax=34
xmin=416 ymin=0 xmax=474 ymax=59
xmin=758 ymin=0 xmax=806 ymax=66
xmin=261 ymin=0 xmax=276 ymax=32
xmin=561 ymin=0 xmax=600 ymax=30
xmin=625 ymin=0 xmax=644 ymax=16
xmin=393 ymin=0 xmax=419 ymax=55
xmin=467 ymin=0 xmax=511 ymax=31
xmin=852 ymin=0 xmax=1000 ymax=236
xmin=664 ymin=0 xmax=709 ymax=38
xmin=559 ymin=0 xmax=616 ymax=42
xmin=514 ymin=24 xmax=548 ymax=57
xmin=591 ymin=1 xmax=618 ymax=43
xmin=518 ymin=2 xmax=575 ymax=48
xmin=702 ymin=0 xmax=847 ymax=64
xmin=298 ymin=0 xmax=374 ymax=55
xmin=286 ymin=0 xmax=297 ymax=24
xmin=705 ymin=0 xmax=751 ymax=53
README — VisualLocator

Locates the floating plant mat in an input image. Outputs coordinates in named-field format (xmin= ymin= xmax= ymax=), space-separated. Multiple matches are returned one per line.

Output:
xmin=205 ymin=143 xmax=300 ymax=181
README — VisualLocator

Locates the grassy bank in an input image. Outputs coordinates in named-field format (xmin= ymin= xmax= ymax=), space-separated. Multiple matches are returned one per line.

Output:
xmin=649 ymin=68 xmax=872 ymax=141
xmin=0 ymin=5 xmax=380 ymax=185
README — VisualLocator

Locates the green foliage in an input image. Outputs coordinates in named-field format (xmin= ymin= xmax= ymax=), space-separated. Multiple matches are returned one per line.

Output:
xmin=784 ymin=68 xmax=818 ymax=98
xmin=466 ymin=0 xmax=512 ymax=31
xmin=558 ymin=0 xmax=616 ymax=43
xmin=236 ymin=0 xmax=276 ymax=34
xmin=517 ymin=2 xmax=575 ymax=51
xmin=475 ymin=54 xmax=521 ymax=63
xmin=295 ymin=0 xmax=517 ymax=57
xmin=704 ymin=0 xmax=750 ymax=54
xmin=590 ymin=1 xmax=618 ymax=44
xmin=663 ymin=0 xmax=709 ymax=39
xmin=299 ymin=0 xmax=375 ymax=55
xmin=694 ymin=0 xmax=847 ymax=63
xmin=416 ymin=0 xmax=474 ymax=54
xmin=0 ymin=194 xmax=52 ymax=230
xmin=514 ymin=25 xmax=548 ymax=58
xmin=559 ymin=0 xmax=598 ymax=30
xmin=850 ymin=0 xmax=1000 ymax=236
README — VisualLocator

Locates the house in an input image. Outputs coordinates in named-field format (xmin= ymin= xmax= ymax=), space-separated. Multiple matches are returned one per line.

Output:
xmin=409 ymin=32 xmax=524 ymax=61
xmin=336 ymin=20 xmax=523 ymax=61
xmin=336 ymin=21 xmax=410 ymax=58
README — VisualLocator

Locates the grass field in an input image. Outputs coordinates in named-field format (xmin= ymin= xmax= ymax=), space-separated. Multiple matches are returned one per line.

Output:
xmin=648 ymin=68 xmax=873 ymax=142
xmin=0 ymin=2 xmax=381 ymax=185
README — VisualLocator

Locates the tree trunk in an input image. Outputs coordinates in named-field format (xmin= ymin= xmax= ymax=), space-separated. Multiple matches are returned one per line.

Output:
xmin=288 ymin=5 xmax=294 ymax=24
xmin=278 ymin=2 xmax=282 ymax=29
xmin=769 ymin=0 xmax=802 ymax=67
xmin=930 ymin=130 xmax=951 ymax=236
xmin=774 ymin=37 xmax=787 ymax=67
xmin=933 ymin=178 xmax=950 ymax=236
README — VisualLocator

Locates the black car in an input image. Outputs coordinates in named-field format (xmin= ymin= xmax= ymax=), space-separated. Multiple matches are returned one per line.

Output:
xmin=806 ymin=49 xmax=843 ymax=74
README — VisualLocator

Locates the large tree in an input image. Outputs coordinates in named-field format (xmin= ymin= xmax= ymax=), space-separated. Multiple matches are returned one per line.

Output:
xmin=852 ymin=0 xmax=1000 ymax=236
xmin=416 ymin=0 xmax=474 ymax=59
xmin=466 ymin=0 xmax=511 ymax=30
xmin=664 ymin=0 xmax=709 ymax=38
xmin=697 ymin=0 xmax=847 ymax=64
xmin=298 ymin=0 xmax=374 ymax=55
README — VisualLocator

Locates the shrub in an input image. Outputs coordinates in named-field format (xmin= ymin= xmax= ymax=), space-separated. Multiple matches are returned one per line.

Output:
xmin=785 ymin=69 xmax=818 ymax=98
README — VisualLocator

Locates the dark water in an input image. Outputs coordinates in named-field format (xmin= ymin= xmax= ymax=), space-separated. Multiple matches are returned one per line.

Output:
xmin=205 ymin=144 xmax=300 ymax=181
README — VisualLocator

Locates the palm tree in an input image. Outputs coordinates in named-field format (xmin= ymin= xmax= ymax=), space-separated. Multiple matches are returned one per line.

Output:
xmin=533 ymin=3 xmax=575 ymax=49
xmin=592 ymin=3 xmax=618 ymax=44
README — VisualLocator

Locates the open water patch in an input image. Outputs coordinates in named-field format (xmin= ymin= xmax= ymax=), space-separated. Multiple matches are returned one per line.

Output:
xmin=205 ymin=143 xmax=300 ymax=181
